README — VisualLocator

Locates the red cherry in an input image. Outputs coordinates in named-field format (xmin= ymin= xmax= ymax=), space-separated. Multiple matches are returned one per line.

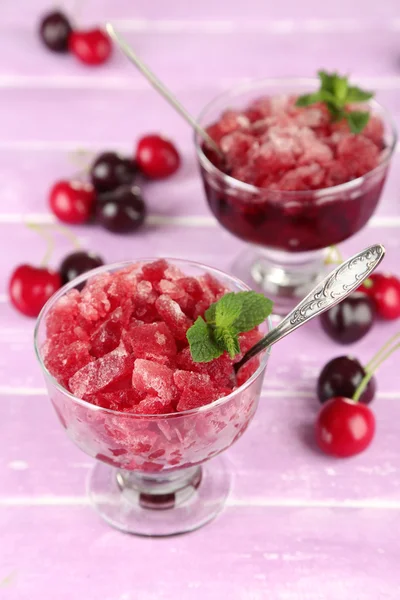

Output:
xmin=315 ymin=396 xmax=375 ymax=457
xmin=69 ymin=28 xmax=112 ymax=66
xmin=136 ymin=134 xmax=180 ymax=178
xmin=49 ymin=180 xmax=95 ymax=224
xmin=360 ymin=273 xmax=400 ymax=320
xmin=9 ymin=265 xmax=61 ymax=317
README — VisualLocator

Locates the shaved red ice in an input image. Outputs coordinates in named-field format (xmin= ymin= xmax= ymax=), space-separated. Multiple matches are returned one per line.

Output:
xmin=44 ymin=260 xmax=263 ymax=416
xmin=177 ymin=385 xmax=223 ymax=412
xmin=206 ymin=95 xmax=384 ymax=190
xmin=155 ymin=294 xmax=193 ymax=341
xmin=132 ymin=359 xmax=177 ymax=402
xmin=69 ymin=342 xmax=135 ymax=399
xmin=90 ymin=313 xmax=122 ymax=358
xmin=89 ymin=389 xmax=141 ymax=411
xmin=44 ymin=338 xmax=93 ymax=387
xmin=124 ymin=322 xmax=177 ymax=364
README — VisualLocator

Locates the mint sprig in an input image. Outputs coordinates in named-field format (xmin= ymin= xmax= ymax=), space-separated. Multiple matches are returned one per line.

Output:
xmin=187 ymin=291 xmax=273 ymax=362
xmin=296 ymin=71 xmax=374 ymax=134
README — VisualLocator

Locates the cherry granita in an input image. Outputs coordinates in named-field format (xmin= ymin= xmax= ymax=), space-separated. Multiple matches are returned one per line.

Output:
xmin=206 ymin=96 xmax=385 ymax=188
xmin=200 ymin=94 xmax=391 ymax=252
xmin=44 ymin=259 xmax=262 ymax=414
xmin=42 ymin=261 xmax=268 ymax=473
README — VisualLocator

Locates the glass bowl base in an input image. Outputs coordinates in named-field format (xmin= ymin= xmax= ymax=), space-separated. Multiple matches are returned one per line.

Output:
xmin=88 ymin=455 xmax=231 ymax=536
xmin=232 ymin=246 xmax=329 ymax=315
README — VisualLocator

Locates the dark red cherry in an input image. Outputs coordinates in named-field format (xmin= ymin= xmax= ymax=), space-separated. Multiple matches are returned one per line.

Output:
xmin=317 ymin=356 xmax=376 ymax=405
xmin=90 ymin=152 xmax=137 ymax=193
xmin=60 ymin=251 xmax=104 ymax=286
xmin=9 ymin=265 xmax=61 ymax=317
xmin=96 ymin=185 xmax=146 ymax=233
xmin=320 ymin=292 xmax=375 ymax=344
xmin=315 ymin=396 xmax=375 ymax=457
xmin=39 ymin=11 xmax=72 ymax=53
xmin=69 ymin=28 xmax=112 ymax=66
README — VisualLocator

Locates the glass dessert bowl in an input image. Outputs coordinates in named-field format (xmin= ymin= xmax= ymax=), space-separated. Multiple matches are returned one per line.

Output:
xmin=195 ymin=77 xmax=397 ymax=313
xmin=34 ymin=258 xmax=270 ymax=536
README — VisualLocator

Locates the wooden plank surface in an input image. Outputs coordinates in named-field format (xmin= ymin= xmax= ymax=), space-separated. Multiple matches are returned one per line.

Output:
xmin=1 ymin=1 xmax=400 ymax=598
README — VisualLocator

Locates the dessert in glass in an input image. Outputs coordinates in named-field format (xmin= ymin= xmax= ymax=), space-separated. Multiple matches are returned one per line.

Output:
xmin=195 ymin=77 xmax=397 ymax=313
xmin=34 ymin=258 xmax=270 ymax=536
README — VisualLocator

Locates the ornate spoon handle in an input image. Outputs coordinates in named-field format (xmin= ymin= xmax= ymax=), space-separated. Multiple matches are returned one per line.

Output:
xmin=235 ymin=244 xmax=385 ymax=372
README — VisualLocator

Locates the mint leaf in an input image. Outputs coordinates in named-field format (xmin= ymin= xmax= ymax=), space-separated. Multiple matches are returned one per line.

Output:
xmin=186 ymin=317 xmax=223 ymax=363
xmin=214 ymin=327 xmax=241 ymax=359
xmin=214 ymin=292 xmax=244 ymax=328
xmin=232 ymin=292 xmax=273 ymax=332
xmin=204 ymin=303 xmax=216 ymax=324
xmin=187 ymin=290 xmax=273 ymax=363
xmin=205 ymin=291 xmax=273 ymax=331
xmin=318 ymin=90 xmax=344 ymax=120
xmin=332 ymin=74 xmax=348 ymax=104
xmin=345 ymin=110 xmax=370 ymax=134
xmin=328 ymin=106 xmax=345 ymax=122
xmin=295 ymin=92 xmax=321 ymax=107
xmin=299 ymin=71 xmax=375 ymax=134
xmin=318 ymin=70 xmax=336 ymax=93
xmin=346 ymin=86 xmax=374 ymax=103
xmin=319 ymin=90 xmax=339 ymax=105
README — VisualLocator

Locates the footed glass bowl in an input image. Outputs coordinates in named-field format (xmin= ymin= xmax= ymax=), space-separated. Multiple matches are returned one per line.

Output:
xmin=34 ymin=259 xmax=270 ymax=536
xmin=195 ymin=78 xmax=397 ymax=313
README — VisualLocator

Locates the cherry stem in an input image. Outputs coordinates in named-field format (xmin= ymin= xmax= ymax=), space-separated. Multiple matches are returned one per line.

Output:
xmin=353 ymin=337 xmax=400 ymax=402
xmin=361 ymin=277 xmax=373 ymax=290
xmin=47 ymin=223 xmax=81 ymax=250
xmin=324 ymin=245 xmax=344 ymax=265
xmin=70 ymin=0 xmax=84 ymax=23
xmin=67 ymin=149 xmax=92 ymax=174
xmin=26 ymin=223 xmax=55 ymax=267
xmin=365 ymin=332 xmax=400 ymax=374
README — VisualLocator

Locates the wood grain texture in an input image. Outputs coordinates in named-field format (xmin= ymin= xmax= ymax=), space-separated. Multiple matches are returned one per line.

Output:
xmin=2 ymin=506 xmax=400 ymax=600
xmin=1 ymin=0 xmax=400 ymax=598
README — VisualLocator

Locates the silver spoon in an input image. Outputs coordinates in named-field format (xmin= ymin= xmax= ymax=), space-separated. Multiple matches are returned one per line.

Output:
xmin=105 ymin=23 xmax=224 ymax=160
xmin=235 ymin=244 xmax=385 ymax=373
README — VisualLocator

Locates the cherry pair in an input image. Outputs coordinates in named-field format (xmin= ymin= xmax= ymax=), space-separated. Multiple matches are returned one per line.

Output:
xmin=9 ymin=223 xmax=104 ymax=318
xmin=92 ymin=136 xmax=180 ymax=191
xmin=10 ymin=250 xmax=104 ymax=318
xmin=314 ymin=333 xmax=399 ymax=457
xmin=320 ymin=274 xmax=400 ymax=345
xmin=49 ymin=178 xmax=146 ymax=234
xmin=39 ymin=10 xmax=111 ymax=66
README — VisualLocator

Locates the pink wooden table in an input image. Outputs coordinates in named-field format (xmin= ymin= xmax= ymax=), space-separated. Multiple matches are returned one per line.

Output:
xmin=1 ymin=1 xmax=400 ymax=598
